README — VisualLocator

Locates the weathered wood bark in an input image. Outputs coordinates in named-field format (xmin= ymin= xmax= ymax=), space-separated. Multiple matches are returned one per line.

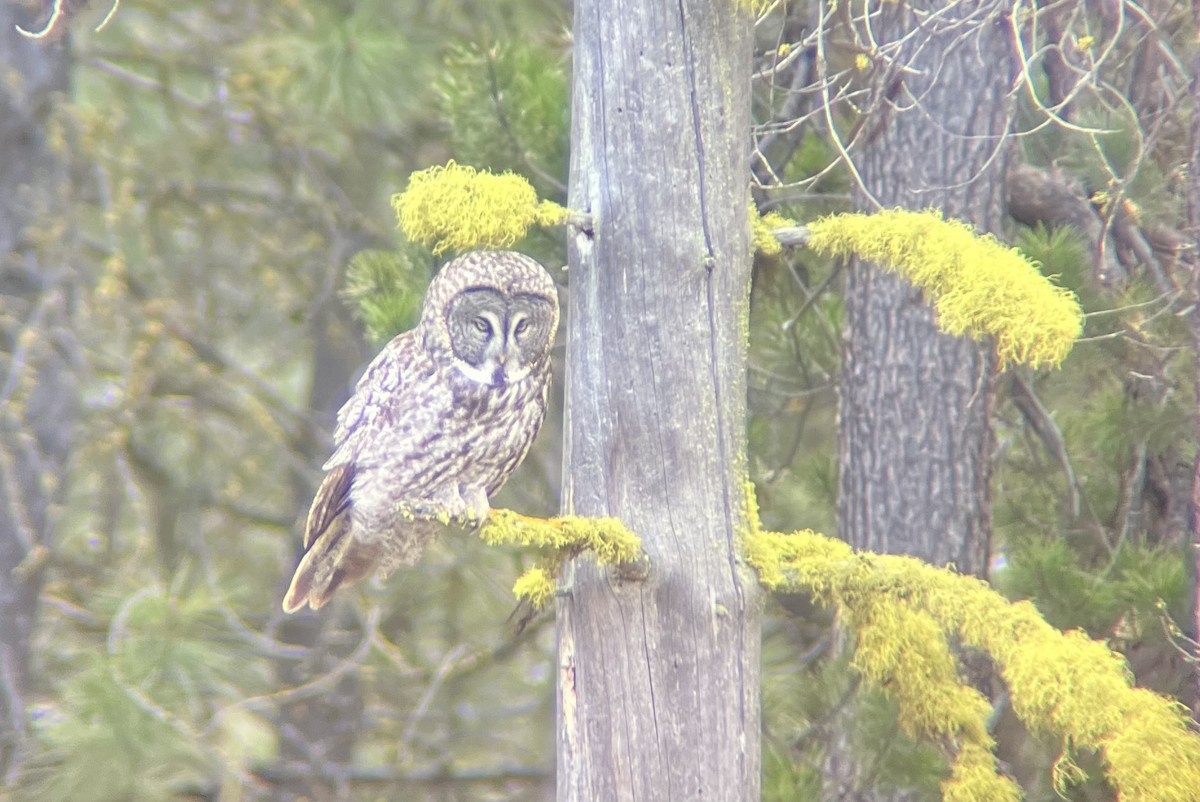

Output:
xmin=0 ymin=8 xmax=74 ymax=785
xmin=831 ymin=1 xmax=1013 ymax=798
xmin=559 ymin=2 xmax=760 ymax=801
xmin=839 ymin=0 xmax=1010 ymax=579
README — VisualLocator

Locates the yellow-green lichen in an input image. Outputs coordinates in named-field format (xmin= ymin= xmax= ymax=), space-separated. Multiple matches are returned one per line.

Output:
xmin=481 ymin=509 xmax=641 ymax=564
xmin=750 ymin=205 xmax=796 ymax=257
xmin=850 ymin=597 xmax=992 ymax=743
xmin=512 ymin=566 xmax=556 ymax=609
xmin=743 ymin=495 xmax=1012 ymax=796
xmin=392 ymin=161 xmax=569 ymax=255
xmin=805 ymin=209 xmax=1083 ymax=369
xmin=743 ymin=486 xmax=1200 ymax=802
xmin=942 ymin=743 xmax=1021 ymax=802
xmin=481 ymin=510 xmax=643 ymax=609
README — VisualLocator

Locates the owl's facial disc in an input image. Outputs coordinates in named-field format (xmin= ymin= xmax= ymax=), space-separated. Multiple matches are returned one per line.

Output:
xmin=445 ymin=288 xmax=552 ymax=387
xmin=498 ymin=312 xmax=534 ymax=383
xmin=457 ymin=306 xmax=506 ymax=386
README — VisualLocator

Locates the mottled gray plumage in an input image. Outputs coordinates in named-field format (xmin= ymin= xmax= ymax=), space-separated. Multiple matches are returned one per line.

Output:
xmin=284 ymin=251 xmax=559 ymax=612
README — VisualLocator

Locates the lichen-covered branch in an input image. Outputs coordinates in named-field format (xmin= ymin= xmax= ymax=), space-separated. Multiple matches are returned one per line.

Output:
xmin=481 ymin=487 xmax=1200 ymax=800
xmin=803 ymin=209 xmax=1082 ymax=368
xmin=753 ymin=206 xmax=1084 ymax=369
xmin=479 ymin=509 xmax=642 ymax=608
xmin=392 ymin=162 xmax=578 ymax=254
xmin=741 ymin=485 xmax=1200 ymax=802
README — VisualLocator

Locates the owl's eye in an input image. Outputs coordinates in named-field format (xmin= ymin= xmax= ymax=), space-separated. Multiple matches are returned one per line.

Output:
xmin=472 ymin=316 xmax=492 ymax=335
xmin=513 ymin=318 xmax=530 ymax=338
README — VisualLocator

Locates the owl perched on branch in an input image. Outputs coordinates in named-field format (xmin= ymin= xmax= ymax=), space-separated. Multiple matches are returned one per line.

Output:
xmin=283 ymin=251 xmax=559 ymax=613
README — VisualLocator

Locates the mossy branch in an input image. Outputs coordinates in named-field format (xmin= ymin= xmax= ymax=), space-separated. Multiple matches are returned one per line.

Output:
xmin=392 ymin=161 xmax=585 ymax=255
xmin=757 ymin=208 xmax=1083 ymax=369
xmin=480 ymin=509 xmax=643 ymax=608
xmin=806 ymin=209 xmax=1083 ymax=368
xmin=741 ymin=485 xmax=1200 ymax=802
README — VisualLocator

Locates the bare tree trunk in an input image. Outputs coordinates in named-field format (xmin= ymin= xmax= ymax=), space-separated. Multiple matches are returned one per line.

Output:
xmin=558 ymin=2 xmax=760 ymax=801
xmin=0 ymin=7 xmax=74 ymax=785
xmin=829 ymin=2 xmax=1013 ymax=799
xmin=838 ymin=3 xmax=1011 ymax=570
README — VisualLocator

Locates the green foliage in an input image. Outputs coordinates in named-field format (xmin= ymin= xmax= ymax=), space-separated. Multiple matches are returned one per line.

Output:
xmin=786 ymin=132 xmax=852 ymax=198
xmin=853 ymin=692 xmax=945 ymax=798
xmin=439 ymin=41 xmax=570 ymax=199
xmin=235 ymin=0 xmax=439 ymax=126
xmin=762 ymin=742 xmax=821 ymax=802
xmin=18 ymin=582 xmax=252 ymax=802
xmin=342 ymin=246 xmax=433 ymax=345
xmin=19 ymin=660 xmax=210 ymax=802
xmin=997 ymin=537 xmax=1189 ymax=636
xmin=746 ymin=235 xmax=842 ymax=540
xmin=14 ymin=3 xmax=569 ymax=800
xmin=1016 ymin=224 xmax=1091 ymax=295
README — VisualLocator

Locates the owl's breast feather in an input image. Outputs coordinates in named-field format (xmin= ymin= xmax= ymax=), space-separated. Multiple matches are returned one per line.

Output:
xmin=443 ymin=366 xmax=551 ymax=496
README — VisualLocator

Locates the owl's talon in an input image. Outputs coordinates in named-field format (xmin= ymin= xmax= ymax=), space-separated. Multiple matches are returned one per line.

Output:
xmin=395 ymin=501 xmax=444 ymax=522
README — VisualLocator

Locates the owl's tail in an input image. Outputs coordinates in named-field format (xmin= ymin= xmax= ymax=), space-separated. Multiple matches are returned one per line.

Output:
xmin=282 ymin=463 xmax=379 ymax=613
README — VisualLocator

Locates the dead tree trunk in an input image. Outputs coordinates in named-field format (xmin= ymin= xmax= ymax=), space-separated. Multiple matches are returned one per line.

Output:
xmin=0 ymin=9 xmax=74 ymax=785
xmin=558 ymin=2 xmax=760 ymax=801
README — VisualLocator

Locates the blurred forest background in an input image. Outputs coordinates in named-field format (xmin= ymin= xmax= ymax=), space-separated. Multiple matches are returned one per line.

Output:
xmin=1 ymin=0 xmax=1198 ymax=801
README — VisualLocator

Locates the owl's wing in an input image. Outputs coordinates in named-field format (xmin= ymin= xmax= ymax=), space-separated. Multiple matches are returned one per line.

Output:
xmin=283 ymin=333 xmax=419 ymax=612
xmin=284 ymin=461 xmax=376 ymax=612
xmin=302 ymin=461 xmax=354 ymax=549
xmin=323 ymin=331 xmax=417 ymax=471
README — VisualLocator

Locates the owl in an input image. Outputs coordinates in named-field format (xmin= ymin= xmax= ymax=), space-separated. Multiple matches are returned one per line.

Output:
xmin=283 ymin=250 xmax=559 ymax=613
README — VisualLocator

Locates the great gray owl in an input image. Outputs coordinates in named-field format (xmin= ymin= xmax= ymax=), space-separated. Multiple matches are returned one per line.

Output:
xmin=283 ymin=251 xmax=559 ymax=613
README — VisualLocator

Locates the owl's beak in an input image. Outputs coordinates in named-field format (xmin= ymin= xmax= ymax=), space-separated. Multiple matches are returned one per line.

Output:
xmin=489 ymin=359 xmax=507 ymax=387
xmin=492 ymin=354 xmax=508 ymax=386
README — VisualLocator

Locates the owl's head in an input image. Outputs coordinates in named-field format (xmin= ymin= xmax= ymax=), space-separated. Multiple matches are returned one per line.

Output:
xmin=422 ymin=251 xmax=559 ymax=387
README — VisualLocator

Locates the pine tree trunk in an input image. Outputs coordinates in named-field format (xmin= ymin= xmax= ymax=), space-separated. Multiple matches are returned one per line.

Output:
xmin=0 ymin=10 xmax=74 ymax=784
xmin=558 ymin=2 xmax=760 ymax=800
xmin=838 ymin=2 xmax=1011 ymax=571
xmin=829 ymin=2 xmax=1013 ymax=798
